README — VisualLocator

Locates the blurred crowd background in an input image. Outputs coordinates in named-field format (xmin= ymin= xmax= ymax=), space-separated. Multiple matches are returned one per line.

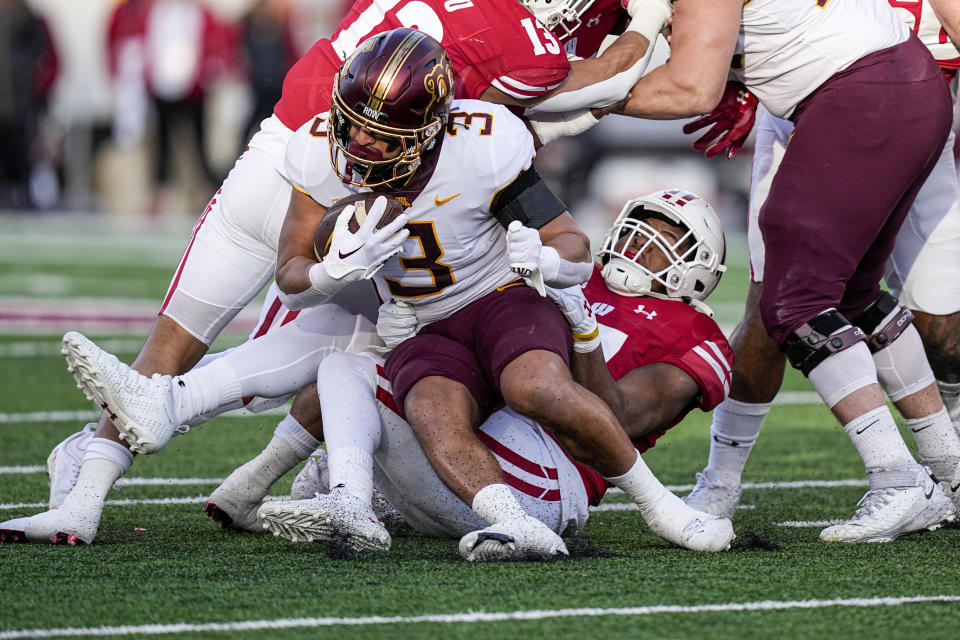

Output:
xmin=0 ymin=0 xmax=752 ymax=240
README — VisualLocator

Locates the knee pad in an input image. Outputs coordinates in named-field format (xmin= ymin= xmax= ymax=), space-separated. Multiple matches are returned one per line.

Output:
xmin=783 ymin=309 xmax=866 ymax=376
xmin=852 ymin=291 xmax=914 ymax=353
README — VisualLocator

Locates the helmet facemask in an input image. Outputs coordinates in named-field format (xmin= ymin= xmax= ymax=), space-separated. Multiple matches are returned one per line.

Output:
xmin=327 ymin=28 xmax=452 ymax=188
xmin=520 ymin=0 xmax=597 ymax=40
xmin=329 ymin=89 xmax=445 ymax=187
xmin=599 ymin=191 xmax=726 ymax=314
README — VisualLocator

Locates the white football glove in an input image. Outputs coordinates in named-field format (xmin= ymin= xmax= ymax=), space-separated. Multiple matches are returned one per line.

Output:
xmin=376 ymin=300 xmax=419 ymax=351
xmin=323 ymin=196 xmax=409 ymax=282
xmin=507 ymin=221 xmax=546 ymax=296
xmin=545 ymin=284 xmax=600 ymax=353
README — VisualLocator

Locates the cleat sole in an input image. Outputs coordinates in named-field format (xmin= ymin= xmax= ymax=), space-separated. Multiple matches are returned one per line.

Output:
xmin=61 ymin=333 xmax=159 ymax=455
xmin=0 ymin=529 xmax=27 ymax=544
xmin=202 ymin=502 xmax=234 ymax=530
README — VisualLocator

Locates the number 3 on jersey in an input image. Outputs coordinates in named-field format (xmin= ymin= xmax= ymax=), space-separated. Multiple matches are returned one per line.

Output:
xmin=384 ymin=222 xmax=455 ymax=298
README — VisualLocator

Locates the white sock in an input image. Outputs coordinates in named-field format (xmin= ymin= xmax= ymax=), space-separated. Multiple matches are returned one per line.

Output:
xmin=843 ymin=406 xmax=916 ymax=471
xmin=85 ymin=437 xmax=134 ymax=473
xmin=938 ymin=380 xmax=960 ymax=426
xmin=328 ymin=446 xmax=374 ymax=505
xmin=905 ymin=407 xmax=960 ymax=480
xmin=274 ymin=414 xmax=321 ymax=459
xmin=471 ymin=483 xmax=527 ymax=524
xmin=172 ymin=358 xmax=242 ymax=424
xmin=245 ymin=435 xmax=304 ymax=491
xmin=60 ymin=453 xmax=126 ymax=515
xmin=316 ymin=352 xmax=383 ymax=505
xmin=603 ymin=451 xmax=665 ymax=508
xmin=705 ymin=398 xmax=770 ymax=485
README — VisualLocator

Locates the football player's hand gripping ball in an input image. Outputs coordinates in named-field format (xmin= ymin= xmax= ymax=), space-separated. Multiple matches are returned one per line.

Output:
xmin=324 ymin=196 xmax=409 ymax=281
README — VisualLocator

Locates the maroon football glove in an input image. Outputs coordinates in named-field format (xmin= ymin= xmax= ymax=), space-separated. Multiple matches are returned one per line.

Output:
xmin=682 ymin=81 xmax=758 ymax=159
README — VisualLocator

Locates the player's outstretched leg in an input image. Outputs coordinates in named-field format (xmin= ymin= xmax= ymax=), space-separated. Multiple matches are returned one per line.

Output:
xmin=62 ymin=331 xmax=180 ymax=454
xmin=256 ymin=485 xmax=391 ymax=552
xmin=459 ymin=514 xmax=569 ymax=562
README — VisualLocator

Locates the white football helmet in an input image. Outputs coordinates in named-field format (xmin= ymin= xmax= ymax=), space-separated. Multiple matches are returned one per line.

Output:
xmin=599 ymin=189 xmax=726 ymax=314
xmin=519 ymin=0 xmax=597 ymax=40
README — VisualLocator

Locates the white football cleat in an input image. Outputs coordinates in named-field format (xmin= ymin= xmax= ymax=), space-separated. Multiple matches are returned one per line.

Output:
xmin=820 ymin=467 xmax=955 ymax=543
xmin=289 ymin=451 xmax=331 ymax=500
xmin=47 ymin=424 xmax=97 ymax=509
xmin=682 ymin=469 xmax=743 ymax=520
xmin=459 ymin=515 xmax=569 ymax=562
xmin=203 ymin=460 xmax=273 ymax=533
xmin=0 ymin=503 xmax=100 ymax=546
xmin=290 ymin=451 xmax=408 ymax=530
xmin=256 ymin=486 xmax=391 ymax=551
xmin=639 ymin=489 xmax=735 ymax=552
xmin=61 ymin=331 xmax=178 ymax=455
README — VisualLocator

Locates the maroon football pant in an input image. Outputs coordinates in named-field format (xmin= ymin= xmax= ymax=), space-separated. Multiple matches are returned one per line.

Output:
xmin=385 ymin=282 xmax=574 ymax=418
xmin=758 ymin=35 xmax=952 ymax=347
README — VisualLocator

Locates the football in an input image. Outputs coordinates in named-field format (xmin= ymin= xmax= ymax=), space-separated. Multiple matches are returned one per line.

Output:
xmin=313 ymin=192 xmax=406 ymax=260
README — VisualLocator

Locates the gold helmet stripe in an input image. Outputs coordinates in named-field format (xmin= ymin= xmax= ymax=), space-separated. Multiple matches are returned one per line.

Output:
xmin=367 ymin=31 xmax=426 ymax=112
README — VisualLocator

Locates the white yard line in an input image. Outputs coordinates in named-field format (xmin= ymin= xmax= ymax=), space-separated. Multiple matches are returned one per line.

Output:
xmin=0 ymin=494 xmax=288 ymax=511
xmin=0 ymin=389 xmax=824 ymax=426
xmin=1 ymin=595 xmax=958 ymax=638
xmin=0 ymin=476 xmax=870 ymax=511
xmin=0 ymin=406 xmax=288 ymax=424
xmin=0 ymin=339 xmax=145 ymax=358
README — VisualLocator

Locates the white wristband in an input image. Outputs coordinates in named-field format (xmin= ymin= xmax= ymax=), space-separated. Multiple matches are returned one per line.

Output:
xmin=539 ymin=246 xmax=595 ymax=288
xmin=278 ymin=261 xmax=344 ymax=310
xmin=526 ymin=108 xmax=599 ymax=145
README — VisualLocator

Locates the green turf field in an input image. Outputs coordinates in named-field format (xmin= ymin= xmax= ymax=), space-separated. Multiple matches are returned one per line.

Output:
xmin=1 ymin=216 xmax=958 ymax=639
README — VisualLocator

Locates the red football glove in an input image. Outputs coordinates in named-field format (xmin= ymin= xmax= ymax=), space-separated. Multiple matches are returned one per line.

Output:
xmin=682 ymin=81 xmax=758 ymax=159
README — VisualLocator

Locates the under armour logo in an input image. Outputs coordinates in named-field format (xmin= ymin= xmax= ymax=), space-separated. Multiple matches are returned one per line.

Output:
xmin=633 ymin=304 xmax=657 ymax=320
xmin=587 ymin=16 xmax=600 ymax=27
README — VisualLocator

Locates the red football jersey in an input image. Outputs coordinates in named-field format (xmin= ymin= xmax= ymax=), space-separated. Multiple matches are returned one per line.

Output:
xmin=561 ymin=0 xmax=628 ymax=60
xmin=572 ymin=265 xmax=734 ymax=505
xmin=273 ymin=0 xmax=571 ymax=131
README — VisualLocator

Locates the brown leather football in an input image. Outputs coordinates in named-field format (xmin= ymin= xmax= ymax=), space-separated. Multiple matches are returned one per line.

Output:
xmin=313 ymin=192 xmax=405 ymax=260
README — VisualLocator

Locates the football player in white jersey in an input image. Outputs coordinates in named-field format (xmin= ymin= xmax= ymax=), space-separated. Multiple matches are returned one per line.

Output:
xmin=7 ymin=29 xmax=731 ymax=553
xmin=1 ymin=188 xmax=734 ymax=560
xmin=6 ymin=0 xmax=675 ymax=548
xmin=1 ymin=0 xmax=678 ymax=547
xmin=258 ymin=190 xmax=734 ymax=558
xmin=617 ymin=0 xmax=956 ymax=542
xmin=269 ymin=28 xmax=732 ymax=555
xmin=682 ymin=0 xmax=960 ymax=529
